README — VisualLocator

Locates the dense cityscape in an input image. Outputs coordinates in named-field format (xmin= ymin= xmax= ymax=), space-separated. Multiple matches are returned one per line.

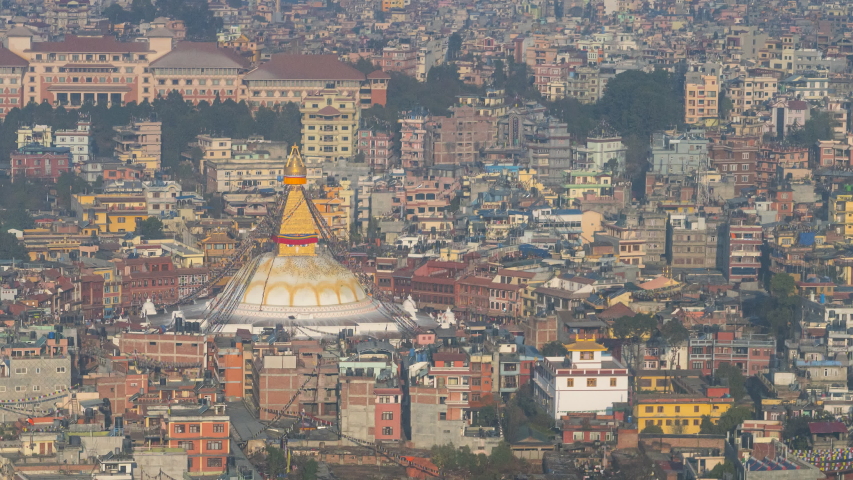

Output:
xmin=0 ymin=0 xmax=851 ymax=479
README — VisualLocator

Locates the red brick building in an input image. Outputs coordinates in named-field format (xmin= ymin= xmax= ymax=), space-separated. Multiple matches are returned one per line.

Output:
xmin=708 ymin=141 xmax=758 ymax=194
xmin=163 ymin=406 xmax=230 ymax=475
xmin=10 ymin=145 xmax=71 ymax=182
xmin=117 ymin=333 xmax=210 ymax=365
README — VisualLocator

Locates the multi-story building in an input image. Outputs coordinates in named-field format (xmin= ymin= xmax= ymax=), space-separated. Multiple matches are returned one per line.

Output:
xmin=17 ymin=124 xmax=52 ymax=148
xmin=6 ymin=29 xmax=173 ymax=107
xmin=725 ymin=220 xmax=763 ymax=284
xmin=113 ymin=118 xmax=162 ymax=173
xmin=204 ymin=151 xmax=284 ymax=193
xmin=399 ymin=108 xmax=432 ymax=170
xmin=684 ymin=73 xmax=719 ymax=124
xmin=0 ymin=40 xmax=29 ymax=118
xmin=253 ymin=342 xmax=339 ymax=420
xmin=373 ymin=46 xmax=418 ymax=77
xmin=44 ymin=0 xmax=91 ymax=33
xmin=816 ymin=140 xmax=852 ymax=169
xmin=527 ymin=119 xmax=572 ymax=181
xmin=162 ymin=405 xmax=230 ymax=476
xmin=143 ymin=180 xmax=182 ymax=216
xmin=572 ymin=121 xmax=625 ymax=173
xmin=150 ymin=41 xmax=251 ymax=104
xmin=430 ymin=105 xmax=494 ymax=166
xmin=357 ymin=127 xmax=393 ymax=172
xmin=533 ymin=339 xmax=629 ymax=419
xmin=301 ymin=89 xmax=359 ymax=164
xmin=72 ymin=193 xmax=148 ymax=233
xmin=688 ymin=331 xmax=775 ymax=376
xmin=634 ymin=393 xmax=734 ymax=434
xmin=727 ymin=76 xmax=777 ymax=119
xmin=10 ymin=144 xmax=72 ymax=183
xmin=781 ymin=73 xmax=829 ymax=100
xmin=668 ymin=214 xmax=719 ymax=269
xmin=650 ymin=130 xmax=709 ymax=175
xmin=55 ymin=118 xmax=93 ymax=165
xmin=595 ymin=222 xmax=646 ymax=268
xmin=708 ymin=141 xmax=757 ymax=195
xmin=0 ymin=338 xmax=72 ymax=406
xmin=242 ymin=54 xmax=386 ymax=109
xmin=830 ymin=191 xmax=853 ymax=239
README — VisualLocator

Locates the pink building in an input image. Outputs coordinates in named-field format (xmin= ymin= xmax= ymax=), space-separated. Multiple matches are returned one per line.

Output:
xmin=0 ymin=46 xmax=27 ymax=118
xmin=372 ymin=46 xmax=417 ymax=77
xmin=357 ymin=128 xmax=393 ymax=172
xmin=10 ymin=145 xmax=71 ymax=183
xmin=394 ymin=175 xmax=460 ymax=220
xmin=399 ymin=109 xmax=431 ymax=170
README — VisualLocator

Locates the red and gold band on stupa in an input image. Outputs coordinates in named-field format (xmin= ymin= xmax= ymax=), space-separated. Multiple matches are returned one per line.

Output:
xmin=271 ymin=233 xmax=319 ymax=245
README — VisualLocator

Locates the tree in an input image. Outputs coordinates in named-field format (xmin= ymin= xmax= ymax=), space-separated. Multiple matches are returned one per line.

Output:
xmin=788 ymin=111 xmax=837 ymax=147
xmin=492 ymin=59 xmax=507 ymax=88
xmin=659 ymin=320 xmax=689 ymax=348
xmin=714 ymin=363 xmax=746 ymax=401
xmin=265 ymin=446 xmax=287 ymax=478
xmin=770 ymin=272 xmax=796 ymax=298
xmin=706 ymin=461 xmax=736 ymax=479
xmin=56 ymin=171 xmax=91 ymax=209
xmin=447 ymin=32 xmax=463 ymax=60
xmin=541 ymin=341 xmax=568 ymax=357
xmin=612 ymin=314 xmax=657 ymax=372
xmin=301 ymin=459 xmax=318 ymax=480
xmin=0 ymin=232 xmax=27 ymax=260
xmin=700 ymin=406 xmax=753 ymax=435
xmin=597 ymin=70 xmax=683 ymax=139
xmin=641 ymin=424 xmax=663 ymax=434
xmin=137 ymin=217 xmax=165 ymax=239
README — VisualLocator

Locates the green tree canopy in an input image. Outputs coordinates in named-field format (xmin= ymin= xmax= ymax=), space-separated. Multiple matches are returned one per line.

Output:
xmin=770 ymin=272 xmax=796 ymax=298
xmin=137 ymin=217 xmax=165 ymax=239
xmin=541 ymin=341 xmax=568 ymax=357
xmin=700 ymin=406 xmax=753 ymax=434
xmin=597 ymin=69 xmax=683 ymax=138
xmin=641 ymin=424 xmax=663 ymax=434
xmin=706 ymin=461 xmax=736 ymax=479
xmin=0 ymin=232 xmax=27 ymax=260
xmin=714 ymin=363 xmax=747 ymax=401
xmin=659 ymin=320 xmax=689 ymax=347
xmin=787 ymin=111 xmax=837 ymax=147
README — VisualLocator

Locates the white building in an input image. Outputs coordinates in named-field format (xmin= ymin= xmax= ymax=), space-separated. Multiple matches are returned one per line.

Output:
xmin=142 ymin=180 xmax=183 ymax=216
xmin=532 ymin=339 xmax=629 ymax=419
xmin=55 ymin=118 xmax=93 ymax=165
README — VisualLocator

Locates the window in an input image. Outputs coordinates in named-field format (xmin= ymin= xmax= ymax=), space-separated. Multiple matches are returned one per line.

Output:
xmin=178 ymin=441 xmax=194 ymax=450
xmin=174 ymin=424 xmax=185 ymax=433
xmin=566 ymin=378 xmax=574 ymax=387
xmin=14 ymin=368 xmax=26 ymax=374
xmin=580 ymin=351 xmax=594 ymax=360
xmin=381 ymin=412 xmax=393 ymax=420
xmin=207 ymin=441 xmax=223 ymax=450
xmin=675 ymin=406 xmax=680 ymax=413
xmin=657 ymin=406 xmax=664 ymax=413
xmin=610 ymin=378 xmax=617 ymax=387
xmin=207 ymin=458 xmax=223 ymax=468
xmin=56 ymin=367 xmax=66 ymax=373
xmin=213 ymin=423 xmax=225 ymax=433
xmin=189 ymin=424 xmax=200 ymax=433
xmin=382 ymin=426 xmax=393 ymax=435
xmin=439 ymin=412 xmax=447 ymax=420
xmin=32 ymin=385 xmax=40 ymax=391
xmin=645 ymin=406 xmax=653 ymax=413
xmin=15 ymin=386 xmax=25 ymax=392
xmin=587 ymin=378 xmax=597 ymax=387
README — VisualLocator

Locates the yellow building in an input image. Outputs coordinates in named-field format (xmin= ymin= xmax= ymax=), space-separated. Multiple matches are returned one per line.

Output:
xmin=684 ymin=73 xmax=719 ymax=125
xmin=117 ymin=147 xmax=160 ymax=175
xmin=301 ymin=89 xmax=360 ymax=164
xmin=634 ymin=394 xmax=735 ymax=434
xmin=381 ymin=0 xmax=404 ymax=11
xmin=830 ymin=192 xmax=853 ymax=239
xmin=72 ymin=193 xmax=150 ymax=234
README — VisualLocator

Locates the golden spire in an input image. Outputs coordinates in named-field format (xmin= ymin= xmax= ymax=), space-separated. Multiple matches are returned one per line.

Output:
xmin=270 ymin=145 xmax=318 ymax=256
xmin=272 ymin=187 xmax=319 ymax=256
xmin=283 ymin=145 xmax=307 ymax=185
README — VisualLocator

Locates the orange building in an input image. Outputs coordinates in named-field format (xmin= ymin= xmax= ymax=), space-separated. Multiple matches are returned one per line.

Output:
xmin=163 ymin=405 xmax=230 ymax=475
